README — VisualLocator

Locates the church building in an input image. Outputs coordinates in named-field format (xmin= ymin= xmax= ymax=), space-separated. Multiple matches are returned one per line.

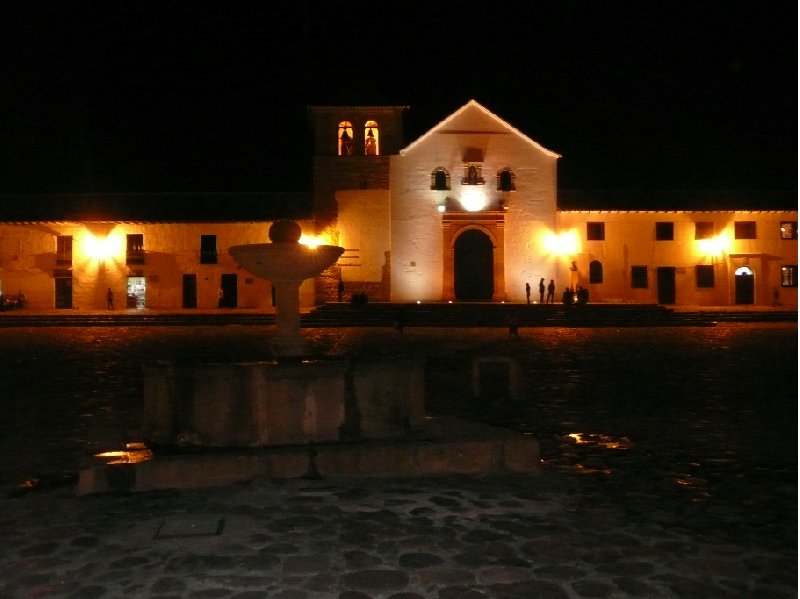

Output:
xmin=319 ymin=100 xmax=797 ymax=308
xmin=0 ymin=99 xmax=797 ymax=311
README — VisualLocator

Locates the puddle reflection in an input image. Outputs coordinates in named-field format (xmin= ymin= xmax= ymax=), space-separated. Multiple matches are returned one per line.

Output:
xmin=567 ymin=432 xmax=632 ymax=450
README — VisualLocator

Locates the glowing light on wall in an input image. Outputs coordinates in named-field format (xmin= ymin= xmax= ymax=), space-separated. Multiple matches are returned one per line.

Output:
xmin=459 ymin=187 xmax=489 ymax=212
xmin=81 ymin=232 xmax=122 ymax=262
xmin=696 ymin=233 xmax=730 ymax=257
xmin=541 ymin=229 xmax=580 ymax=256
xmin=299 ymin=234 xmax=327 ymax=248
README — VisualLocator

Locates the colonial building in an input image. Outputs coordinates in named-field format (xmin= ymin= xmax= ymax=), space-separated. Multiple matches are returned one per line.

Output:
xmin=1 ymin=100 xmax=797 ymax=311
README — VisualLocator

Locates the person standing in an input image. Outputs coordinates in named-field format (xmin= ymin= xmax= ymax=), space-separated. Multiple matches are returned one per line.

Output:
xmin=538 ymin=278 xmax=546 ymax=304
xmin=546 ymin=279 xmax=556 ymax=304
xmin=106 ymin=288 xmax=114 ymax=310
xmin=338 ymin=277 xmax=345 ymax=302
xmin=507 ymin=311 xmax=519 ymax=337
xmin=525 ymin=282 xmax=531 ymax=304
xmin=394 ymin=307 xmax=406 ymax=333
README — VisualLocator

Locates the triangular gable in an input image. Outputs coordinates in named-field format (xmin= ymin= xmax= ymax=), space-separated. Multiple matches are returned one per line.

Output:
xmin=400 ymin=99 xmax=560 ymax=158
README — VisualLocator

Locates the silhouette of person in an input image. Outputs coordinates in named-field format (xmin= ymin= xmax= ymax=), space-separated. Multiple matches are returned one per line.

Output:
xmin=562 ymin=287 xmax=574 ymax=306
xmin=507 ymin=312 xmax=519 ymax=337
xmin=106 ymin=288 xmax=114 ymax=310
xmin=576 ymin=286 xmax=589 ymax=306
xmin=394 ymin=308 xmax=406 ymax=333
xmin=525 ymin=282 xmax=531 ymax=304
xmin=337 ymin=278 xmax=345 ymax=302
xmin=546 ymin=279 xmax=556 ymax=304
xmin=538 ymin=278 xmax=546 ymax=304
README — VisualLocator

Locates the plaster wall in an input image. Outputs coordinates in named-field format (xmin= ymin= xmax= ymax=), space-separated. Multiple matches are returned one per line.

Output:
xmin=389 ymin=101 xmax=559 ymax=302
xmin=389 ymin=152 xmax=444 ymax=300
xmin=555 ymin=211 xmax=798 ymax=307
xmin=336 ymin=190 xmax=391 ymax=283
xmin=0 ymin=219 xmax=319 ymax=311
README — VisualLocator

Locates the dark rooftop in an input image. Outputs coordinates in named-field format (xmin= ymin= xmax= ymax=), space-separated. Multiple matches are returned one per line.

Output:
xmin=0 ymin=192 xmax=312 ymax=223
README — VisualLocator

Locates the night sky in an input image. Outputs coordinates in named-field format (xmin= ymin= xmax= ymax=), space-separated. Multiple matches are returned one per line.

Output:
xmin=1 ymin=1 xmax=797 ymax=211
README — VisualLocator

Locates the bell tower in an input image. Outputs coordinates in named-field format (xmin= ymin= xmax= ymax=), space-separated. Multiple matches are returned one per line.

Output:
xmin=308 ymin=97 xmax=408 ymax=234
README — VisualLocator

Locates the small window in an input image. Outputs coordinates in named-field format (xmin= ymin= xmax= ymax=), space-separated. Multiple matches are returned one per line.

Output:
xmin=655 ymin=222 xmax=674 ymax=241
xmin=461 ymin=163 xmax=484 ymax=185
xmin=126 ymin=234 xmax=144 ymax=265
xmin=696 ymin=265 xmax=715 ymax=288
xmin=780 ymin=221 xmax=797 ymax=240
xmin=734 ymin=221 xmax=757 ymax=239
xmin=631 ymin=266 xmax=648 ymax=289
xmin=200 ymin=235 xmax=218 ymax=264
xmin=497 ymin=169 xmax=515 ymax=192
xmin=589 ymin=260 xmax=603 ymax=284
xmin=431 ymin=168 xmax=450 ymax=190
xmin=695 ymin=222 xmax=714 ymax=239
xmin=587 ymin=222 xmax=605 ymax=241
xmin=364 ymin=121 xmax=379 ymax=155
xmin=56 ymin=235 xmax=73 ymax=265
xmin=338 ymin=121 xmax=353 ymax=156
xmin=781 ymin=265 xmax=798 ymax=287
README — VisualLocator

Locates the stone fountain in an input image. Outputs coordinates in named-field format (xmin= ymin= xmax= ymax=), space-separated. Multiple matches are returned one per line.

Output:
xmin=78 ymin=220 xmax=539 ymax=494
xmin=139 ymin=220 xmax=426 ymax=449
xmin=229 ymin=219 xmax=343 ymax=358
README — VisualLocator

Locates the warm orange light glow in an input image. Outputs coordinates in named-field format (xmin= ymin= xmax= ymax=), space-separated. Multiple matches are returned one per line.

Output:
xmin=542 ymin=229 xmax=580 ymax=256
xmin=299 ymin=234 xmax=328 ymax=248
xmin=568 ymin=432 xmax=630 ymax=450
xmin=81 ymin=231 xmax=123 ymax=262
xmin=95 ymin=442 xmax=153 ymax=465
xmin=459 ymin=187 xmax=489 ymax=212
xmin=696 ymin=233 xmax=731 ymax=257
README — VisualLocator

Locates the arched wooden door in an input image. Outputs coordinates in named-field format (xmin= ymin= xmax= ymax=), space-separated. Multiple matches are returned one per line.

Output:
xmin=454 ymin=229 xmax=494 ymax=300
xmin=735 ymin=266 xmax=754 ymax=304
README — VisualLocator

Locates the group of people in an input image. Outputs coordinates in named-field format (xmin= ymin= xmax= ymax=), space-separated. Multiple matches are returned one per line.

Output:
xmin=0 ymin=289 xmax=26 ymax=310
xmin=525 ymin=277 xmax=589 ymax=307
xmin=562 ymin=285 xmax=589 ymax=306
xmin=526 ymin=278 xmax=557 ymax=304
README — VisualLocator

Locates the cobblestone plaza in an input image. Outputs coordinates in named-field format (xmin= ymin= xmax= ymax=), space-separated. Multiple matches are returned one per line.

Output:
xmin=0 ymin=323 xmax=796 ymax=597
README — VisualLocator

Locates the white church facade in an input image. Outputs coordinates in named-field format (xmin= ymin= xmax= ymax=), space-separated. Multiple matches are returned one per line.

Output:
xmin=0 ymin=100 xmax=797 ymax=311
xmin=331 ymin=100 xmax=797 ymax=308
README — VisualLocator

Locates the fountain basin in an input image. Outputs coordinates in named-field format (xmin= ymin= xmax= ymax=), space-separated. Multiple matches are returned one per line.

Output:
xmin=229 ymin=243 xmax=344 ymax=281
xmin=142 ymin=357 xmax=426 ymax=448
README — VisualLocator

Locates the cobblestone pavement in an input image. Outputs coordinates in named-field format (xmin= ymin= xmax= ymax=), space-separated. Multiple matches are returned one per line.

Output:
xmin=0 ymin=324 xmax=796 ymax=598
xmin=1 ymin=472 xmax=795 ymax=598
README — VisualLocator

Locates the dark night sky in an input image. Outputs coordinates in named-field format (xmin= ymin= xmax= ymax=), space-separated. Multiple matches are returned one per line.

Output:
xmin=0 ymin=0 xmax=797 ymax=211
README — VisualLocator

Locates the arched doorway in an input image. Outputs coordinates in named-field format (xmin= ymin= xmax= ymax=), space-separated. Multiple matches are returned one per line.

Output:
xmin=734 ymin=266 xmax=755 ymax=304
xmin=454 ymin=229 xmax=493 ymax=300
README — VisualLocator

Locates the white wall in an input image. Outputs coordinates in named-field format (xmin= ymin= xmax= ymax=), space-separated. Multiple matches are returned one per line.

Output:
xmin=336 ymin=190 xmax=391 ymax=283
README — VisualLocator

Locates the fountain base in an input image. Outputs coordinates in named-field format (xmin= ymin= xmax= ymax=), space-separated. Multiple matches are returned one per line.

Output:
xmin=78 ymin=415 xmax=540 ymax=495
xmin=141 ymin=357 xmax=425 ymax=448
xmin=76 ymin=354 xmax=541 ymax=495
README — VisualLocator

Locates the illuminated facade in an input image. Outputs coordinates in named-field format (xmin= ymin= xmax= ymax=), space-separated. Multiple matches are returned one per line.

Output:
xmin=0 ymin=220 xmax=319 ymax=311
xmin=332 ymin=100 xmax=797 ymax=308
xmin=0 ymin=100 xmax=797 ymax=310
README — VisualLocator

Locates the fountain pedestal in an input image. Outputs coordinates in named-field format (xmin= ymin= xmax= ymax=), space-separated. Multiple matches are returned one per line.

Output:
xmin=228 ymin=221 xmax=344 ymax=358
xmin=271 ymin=278 xmax=305 ymax=356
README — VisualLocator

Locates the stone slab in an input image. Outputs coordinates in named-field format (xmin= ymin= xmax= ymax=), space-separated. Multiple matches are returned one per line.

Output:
xmin=154 ymin=517 xmax=225 ymax=538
